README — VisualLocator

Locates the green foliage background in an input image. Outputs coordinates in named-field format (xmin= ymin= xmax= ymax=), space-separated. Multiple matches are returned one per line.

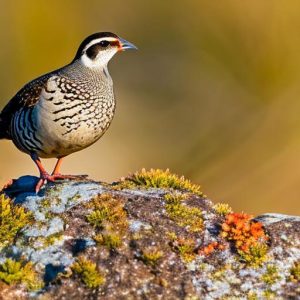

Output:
xmin=1 ymin=0 xmax=300 ymax=214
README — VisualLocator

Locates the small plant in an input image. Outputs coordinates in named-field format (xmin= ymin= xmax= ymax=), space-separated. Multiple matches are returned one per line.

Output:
xmin=86 ymin=194 xmax=128 ymax=232
xmin=263 ymin=289 xmax=276 ymax=299
xmin=247 ymin=291 xmax=258 ymax=300
xmin=0 ymin=195 xmax=33 ymax=247
xmin=71 ymin=256 xmax=105 ymax=288
xmin=141 ymin=247 xmax=164 ymax=266
xmin=170 ymin=234 xmax=196 ymax=263
xmin=213 ymin=203 xmax=232 ymax=216
xmin=262 ymin=265 xmax=280 ymax=285
xmin=87 ymin=208 xmax=110 ymax=228
xmin=115 ymin=169 xmax=203 ymax=196
xmin=86 ymin=194 xmax=128 ymax=249
xmin=94 ymin=232 xmax=122 ymax=249
xmin=165 ymin=193 xmax=203 ymax=232
xmin=289 ymin=261 xmax=300 ymax=282
xmin=44 ymin=232 xmax=63 ymax=246
xmin=238 ymin=243 xmax=268 ymax=267
xmin=0 ymin=258 xmax=43 ymax=290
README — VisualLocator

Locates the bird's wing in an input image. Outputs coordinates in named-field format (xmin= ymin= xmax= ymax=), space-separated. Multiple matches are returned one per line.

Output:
xmin=0 ymin=74 xmax=52 ymax=139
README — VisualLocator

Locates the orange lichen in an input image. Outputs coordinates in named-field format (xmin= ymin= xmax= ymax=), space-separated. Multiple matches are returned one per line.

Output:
xmin=220 ymin=213 xmax=268 ymax=253
xmin=199 ymin=242 xmax=227 ymax=256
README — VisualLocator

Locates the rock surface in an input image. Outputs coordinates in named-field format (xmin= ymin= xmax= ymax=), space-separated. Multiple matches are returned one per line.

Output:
xmin=0 ymin=172 xmax=299 ymax=300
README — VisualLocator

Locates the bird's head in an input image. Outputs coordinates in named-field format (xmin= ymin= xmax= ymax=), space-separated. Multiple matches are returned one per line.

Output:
xmin=74 ymin=32 xmax=137 ymax=69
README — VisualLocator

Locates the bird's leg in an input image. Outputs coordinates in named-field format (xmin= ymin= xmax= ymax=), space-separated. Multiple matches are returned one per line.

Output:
xmin=31 ymin=153 xmax=53 ymax=193
xmin=51 ymin=158 xmax=88 ymax=180
xmin=51 ymin=157 xmax=64 ymax=176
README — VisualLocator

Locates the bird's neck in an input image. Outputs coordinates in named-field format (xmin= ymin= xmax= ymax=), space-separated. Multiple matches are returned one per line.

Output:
xmin=60 ymin=59 xmax=112 ymax=84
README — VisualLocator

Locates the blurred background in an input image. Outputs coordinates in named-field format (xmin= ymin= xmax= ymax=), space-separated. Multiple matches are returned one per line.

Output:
xmin=0 ymin=0 xmax=300 ymax=215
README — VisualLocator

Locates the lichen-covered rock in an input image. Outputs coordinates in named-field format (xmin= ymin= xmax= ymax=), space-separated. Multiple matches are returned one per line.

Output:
xmin=0 ymin=170 xmax=299 ymax=299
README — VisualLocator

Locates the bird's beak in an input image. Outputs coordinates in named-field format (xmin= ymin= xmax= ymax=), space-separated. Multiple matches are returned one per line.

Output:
xmin=118 ymin=37 xmax=138 ymax=51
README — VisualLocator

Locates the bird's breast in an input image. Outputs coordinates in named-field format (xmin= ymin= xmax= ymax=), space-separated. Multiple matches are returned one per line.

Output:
xmin=34 ymin=78 xmax=115 ymax=158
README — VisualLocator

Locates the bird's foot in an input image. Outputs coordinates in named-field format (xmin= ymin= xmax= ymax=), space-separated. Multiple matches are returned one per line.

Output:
xmin=35 ymin=173 xmax=88 ymax=193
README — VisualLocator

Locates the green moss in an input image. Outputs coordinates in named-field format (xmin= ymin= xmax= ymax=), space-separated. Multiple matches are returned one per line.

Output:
xmin=164 ymin=193 xmax=203 ymax=232
xmin=263 ymin=290 xmax=276 ymax=299
xmin=289 ymin=261 xmax=300 ymax=282
xmin=86 ymin=194 xmax=127 ymax=230
xmin=40 ymin=198 xmax=51 ymax=208
xmin=141 ymin=247 xmax=163 ymax=266
xmin=44 ymin=232 xmax=63 ymax=246
xmin=87 ymin=208 xmax=110 ymax=228
xmin=213 ymin=203 xmax=232 ymax=216
xmin=71 ymin=256 xmax=105 ymax=288
xmin=238 ymin=243 xmax=268 ymax=267
xmin=44 ymin=211 xmax=55 ymax=220
xmin=0 ymin=258 xmax=43 ymax=291
xmin=178 ymin=240 xmax=196 ymax=262
xmin=115 ymin=169 xmax=203 ymax=196
xmin=247 ymin=291 xmax=258 ymax=300
xmin=169 ymin=234 xmax=196 ymax=263
xmin=262 ymin=265 xmax=280 ymax=285
xmin=94 ymin=232 xmax=122 ymax=249
xmin=0 ymin=195 xmax=33 ymax=247
xmin=86 ymin=194 xmax=128 ymax=249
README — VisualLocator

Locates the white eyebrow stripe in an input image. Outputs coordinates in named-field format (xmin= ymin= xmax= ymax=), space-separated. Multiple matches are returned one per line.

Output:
xmin=83 ymin=37 xmax=118 ymax=52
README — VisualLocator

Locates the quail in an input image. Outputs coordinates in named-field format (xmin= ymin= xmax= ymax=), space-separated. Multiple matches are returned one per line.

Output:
xmin=0 ymin=32 xmax=137 ymax=192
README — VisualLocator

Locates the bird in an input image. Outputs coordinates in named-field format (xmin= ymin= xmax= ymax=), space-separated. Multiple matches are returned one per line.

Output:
xmin=0 ymin=32 xmax=137 ymax=193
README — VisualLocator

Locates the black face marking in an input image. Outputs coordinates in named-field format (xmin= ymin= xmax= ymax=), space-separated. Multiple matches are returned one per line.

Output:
xmin=99 ymin=40 xmax=110 ymax=48
xmin=85 ymin=39 xmax=118 ymax=60
xmin=86 ymin=43 xmax=102 ymax=60
xmin=73 ymin=32 xmax=119 ymax=61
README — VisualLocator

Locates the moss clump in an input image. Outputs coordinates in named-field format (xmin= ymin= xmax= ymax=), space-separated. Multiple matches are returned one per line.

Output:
xmin=247 ymin=291 xmax=258 ymax=300
xmin=141 ymin=247 xmax=164 ymax=266
xmin=177 ymin=238 xmax=196 ymax=262
xmin=263 ymin=290 xmax=276 ymax=299
xmin=44 ymin=232 xmax=63 ymax=246
xmin=164 ymin=193 xmax=203 ymax=232
xmin=94 ymin=233 xmax=122 ymax=249
xmin=86 ymin=194 xmax=127 ymax=231
xmin=71 ymin=256 xmax=105 ymax=288
xmin=262 ymin=265 xmax=280 ymax=285
xmin=238 ymin=243 xmax=269 ymax=267
xmin=115 ymin=169 xmax=203 ymax=196
xmin=290 ymin=261 xmax=300 ymax=282
xmin=169 ymin=233 xmax=196 ymax=263
xmin=0 ymin=258 xmax=43 ymax=291
xmin=213 ymin=203 xmax=232 ymax=216
xmin=86 ymin=194 xmax=128 ymax=249
xmin=0 ymin=195 xmax=33 ymax=247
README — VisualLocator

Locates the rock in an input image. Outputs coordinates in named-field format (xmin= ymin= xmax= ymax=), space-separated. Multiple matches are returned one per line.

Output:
xmin=0 ymin=170 xmax=299 ymax=299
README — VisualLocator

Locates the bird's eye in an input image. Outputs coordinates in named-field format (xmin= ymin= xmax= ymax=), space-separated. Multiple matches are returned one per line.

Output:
xmin=99 ymin=40 xmax=110 ymax=48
